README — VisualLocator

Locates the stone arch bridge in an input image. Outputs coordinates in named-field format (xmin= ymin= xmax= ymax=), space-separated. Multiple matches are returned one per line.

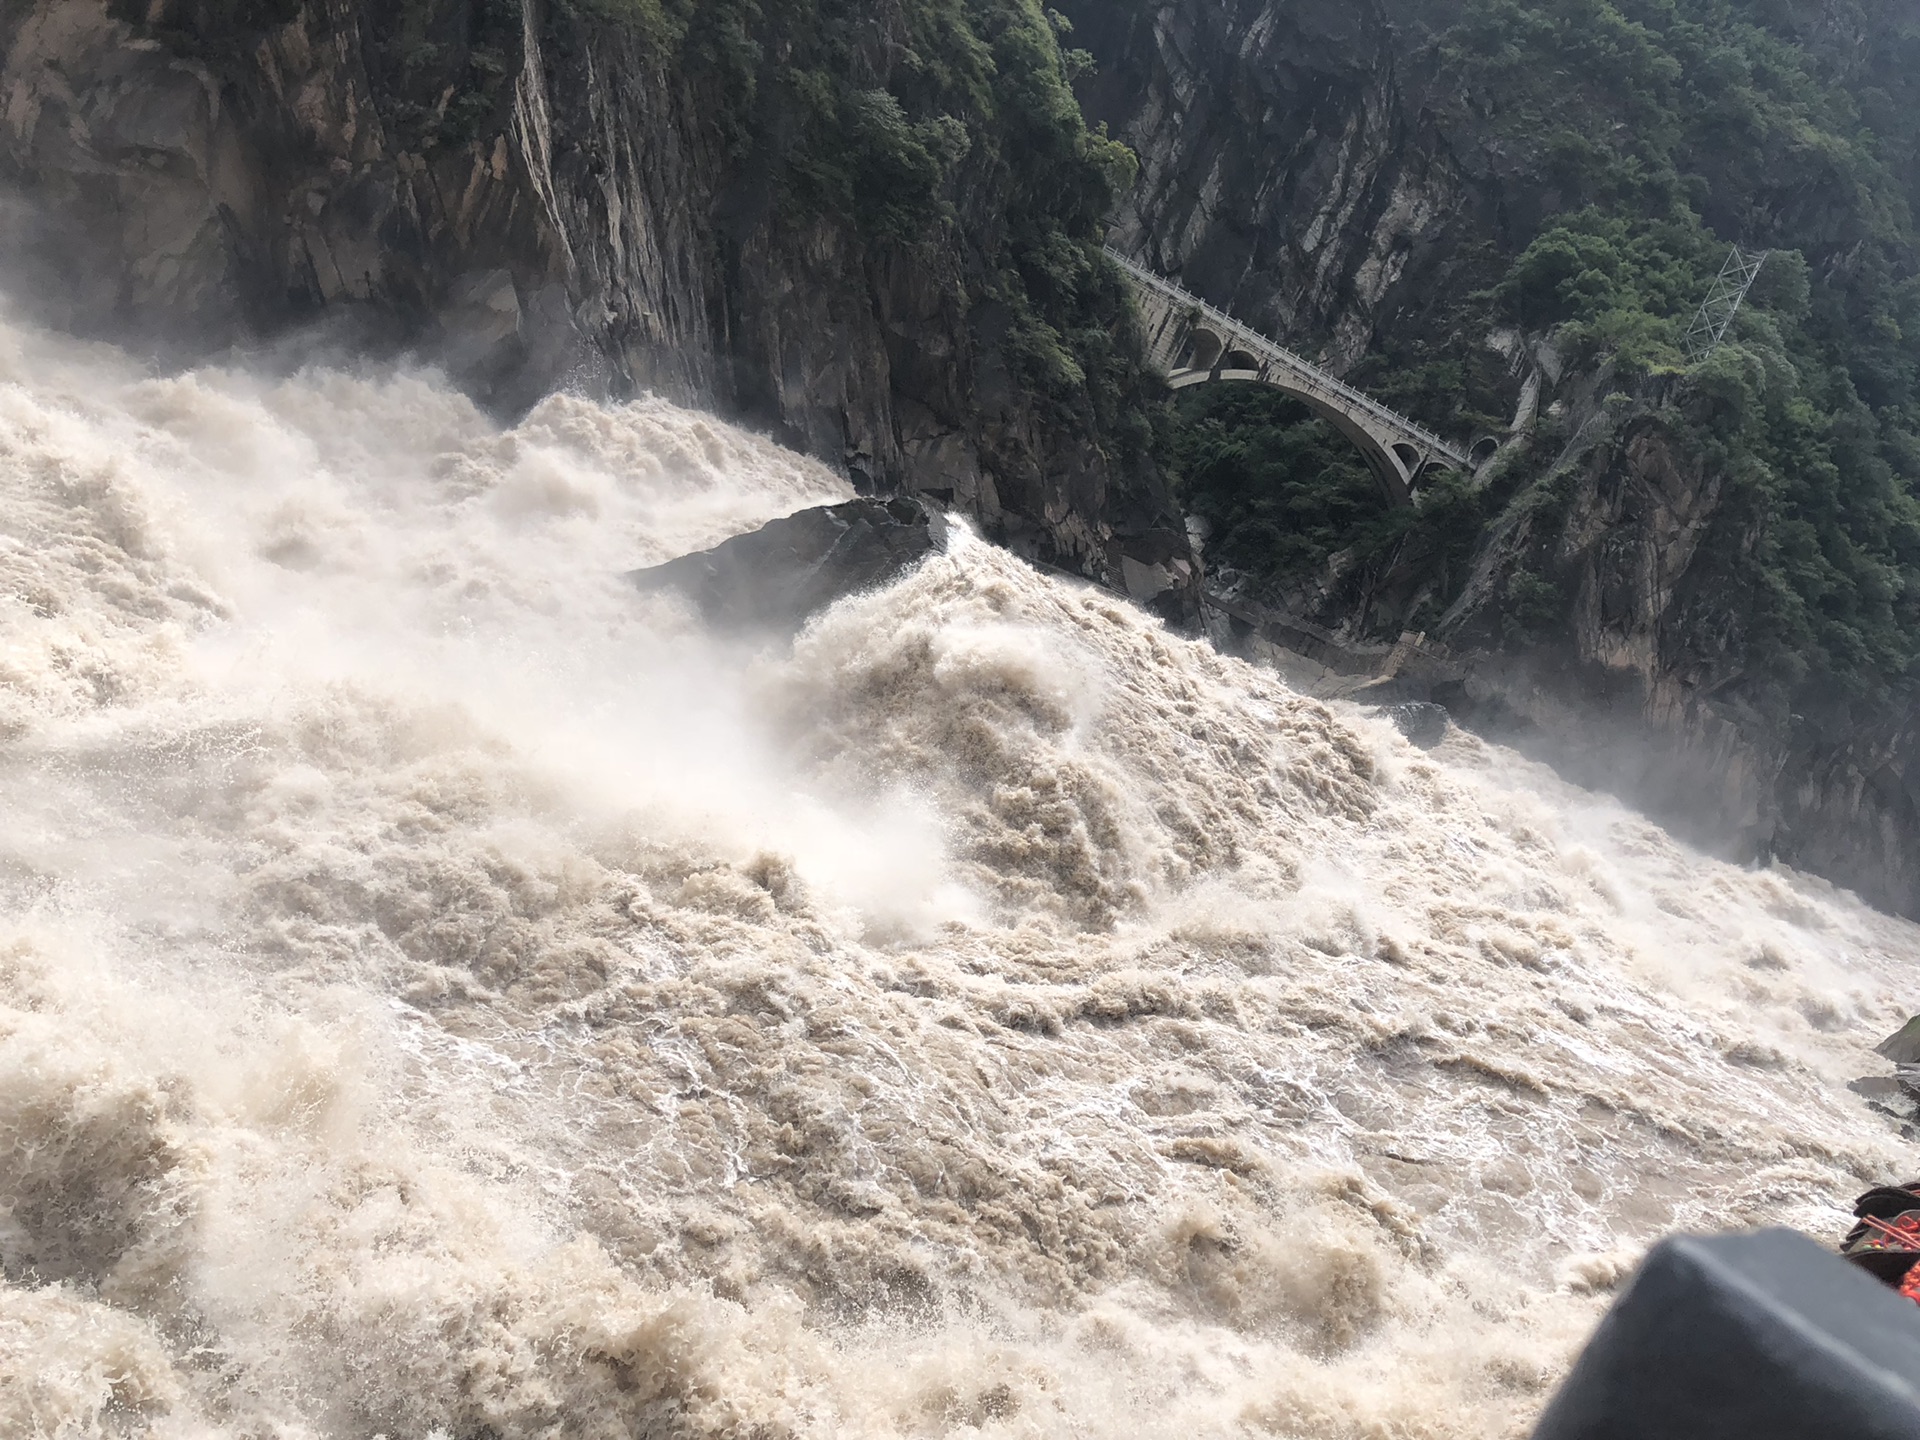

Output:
xmin=1106 ymin=248 xmax=1477 ymax=506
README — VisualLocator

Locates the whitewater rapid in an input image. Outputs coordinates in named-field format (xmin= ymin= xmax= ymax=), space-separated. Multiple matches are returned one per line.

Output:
xmin=1 ymin=302 xmax=1915 ymax=1440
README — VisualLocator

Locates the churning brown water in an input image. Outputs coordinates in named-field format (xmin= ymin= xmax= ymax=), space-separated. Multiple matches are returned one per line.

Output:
xmin=1 ymin=299 xmax=1916 ymax=1439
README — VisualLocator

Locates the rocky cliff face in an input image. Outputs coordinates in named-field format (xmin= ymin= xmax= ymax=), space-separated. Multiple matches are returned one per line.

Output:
xmin=1063 ymin=0 xmax=1501 ymax=387
xmin=0 ymin=0 xmax=1197 ymax=616
xmin=1066 ymin=0 xmax=1920 ymax=920
xmin=1436 ymin=405 xmax=1790 ymax=861
xmin=1435 ymin=403 xmax=1920 ymax=921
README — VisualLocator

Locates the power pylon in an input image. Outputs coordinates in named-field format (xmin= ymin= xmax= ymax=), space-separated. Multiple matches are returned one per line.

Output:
xmin=1683 ymin=245 xmax=1768 ymax=362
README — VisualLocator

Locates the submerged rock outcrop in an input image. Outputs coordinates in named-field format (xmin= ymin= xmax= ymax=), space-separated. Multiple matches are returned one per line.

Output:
xmin=630 ymin=496 xmax=949 ymax=633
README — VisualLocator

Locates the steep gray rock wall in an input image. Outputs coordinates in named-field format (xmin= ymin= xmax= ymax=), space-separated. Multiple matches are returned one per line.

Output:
xmin=1064 ymin=0 xmax=1482 ymax=377
xmin=1780 ymin=715 xmax=1920 ymax=920
xmin=1438 ymin=400 xmax=1920 ymax=919
xmin=0 ymin=0 xmax=1196 ymax=616
xmin=1067 ymin=0 xmax=1920 ymax=919
xmin=0 ymin=1 xmax=599 ymax=386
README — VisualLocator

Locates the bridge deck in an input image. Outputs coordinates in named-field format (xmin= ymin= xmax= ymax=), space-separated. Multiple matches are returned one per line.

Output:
xmin=1104 ymin=247 xmax=1472 ymax=472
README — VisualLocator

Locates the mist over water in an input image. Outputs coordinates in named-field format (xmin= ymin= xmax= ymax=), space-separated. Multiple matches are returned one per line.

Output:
xmin=2 ymin=296 xmax=1916 ymax=1440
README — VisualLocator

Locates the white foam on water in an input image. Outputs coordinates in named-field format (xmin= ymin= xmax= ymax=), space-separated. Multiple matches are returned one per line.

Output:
xmin=1 ymin=300 xmax=1915 ymax=1439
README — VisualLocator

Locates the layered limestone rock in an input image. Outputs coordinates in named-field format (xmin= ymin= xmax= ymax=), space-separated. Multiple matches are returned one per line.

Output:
xmin=0 ymin=2 xmax=647 ymax=392
xmin=0 ymin=0 xmax=1195 ymax=618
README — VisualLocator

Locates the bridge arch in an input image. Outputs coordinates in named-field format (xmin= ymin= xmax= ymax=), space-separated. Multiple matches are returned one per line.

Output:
xmin=1107 ymin=249 xmax=1478 ymax=507
xmin=1165 ymin=360 xmax=1448 ymax=505
xmin=1187 ymin=325 xmax=1225 ymax=371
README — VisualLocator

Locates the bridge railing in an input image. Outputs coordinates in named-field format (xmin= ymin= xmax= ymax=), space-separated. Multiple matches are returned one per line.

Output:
xmin=1103 ymin=247 xmax=1472 ymax=470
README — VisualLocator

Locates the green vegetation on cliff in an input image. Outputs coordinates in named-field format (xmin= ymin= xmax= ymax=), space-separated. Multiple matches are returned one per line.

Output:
xmin=1156 ymin=0 xmax=1920 ymax=720
xmin=116 ymin=0 xmax=1177 ymax=591
xmin=146 ymin=0 xmax=1156 ymax=490
xmin=568 ymin=0 xmax=1155 ymax=459
xmin=1170 ymin=386 xmax=1495 ymax=636
xmin=1459 ymin=0 xmax=1920 ymax=721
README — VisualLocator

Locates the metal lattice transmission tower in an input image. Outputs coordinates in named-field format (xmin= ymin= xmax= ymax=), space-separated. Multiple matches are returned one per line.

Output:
xmin=1684 ymin=245 xmax=1769 ymax=362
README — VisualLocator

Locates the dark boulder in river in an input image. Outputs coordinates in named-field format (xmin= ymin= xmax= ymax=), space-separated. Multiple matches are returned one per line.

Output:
xmin=630 ymin=496 xmax=949 ymax=632
xmin=1876 ymin=1016 xmax=1920 ymax=1065
xmin=1381 ymin=702 xmax=1451 ymax=750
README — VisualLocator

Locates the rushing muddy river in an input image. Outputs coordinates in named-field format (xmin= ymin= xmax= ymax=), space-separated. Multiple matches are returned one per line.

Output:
xmin=1 ymin=302 xmax=1914 ymax=1438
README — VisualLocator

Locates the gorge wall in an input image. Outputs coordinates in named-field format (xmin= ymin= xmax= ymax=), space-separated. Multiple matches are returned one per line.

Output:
xmin=1064 ymin=0 xmax=1920 ymax=921
xmin=0 ymin=0 xmax=1197 ymax=615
